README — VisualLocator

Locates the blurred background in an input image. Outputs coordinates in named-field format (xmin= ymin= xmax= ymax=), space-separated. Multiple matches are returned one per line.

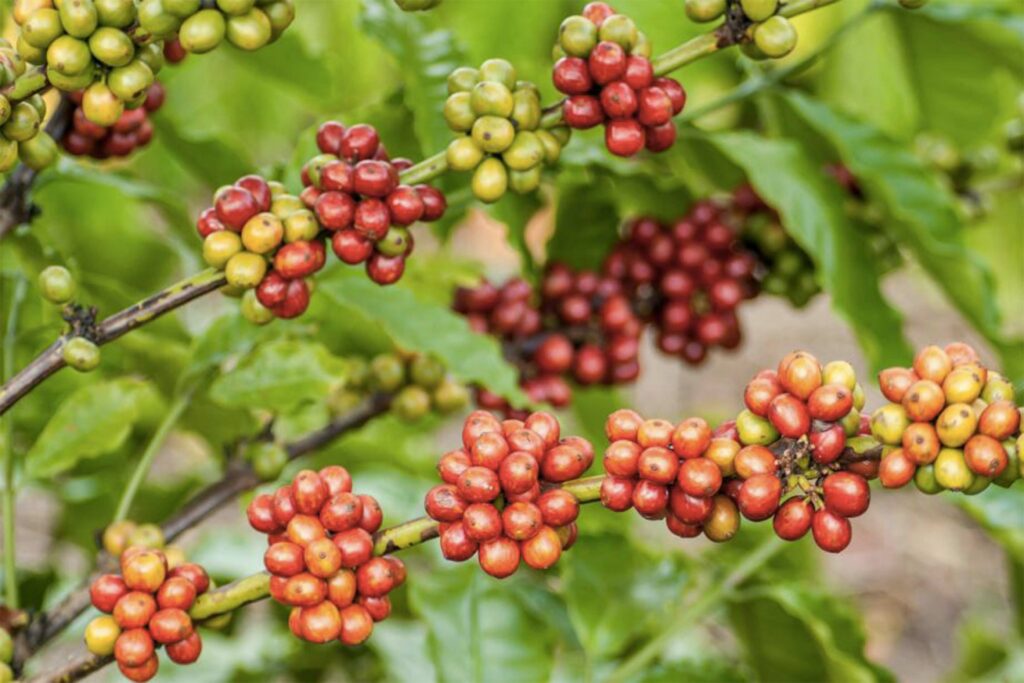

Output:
xmin=2 ymin=0 xmax=1022 ymax=681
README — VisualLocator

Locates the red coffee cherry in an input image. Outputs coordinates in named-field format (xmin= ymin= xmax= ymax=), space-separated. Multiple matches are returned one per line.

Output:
xmin=737 ymin=473 xmax=782 ymax=521
xmin=553 ymin=56 xmax=593 ymax=95
xmin=677 ymin=458 xmax=723 ymax=498
xmin=521 ymin=526 xmax=563 ymax=570
xmin=340 ymin=124 xmax=381 ymax=162
xmin=537 ymin=489 xmax=580 ymax=527
xmin=155 ymin=577 xmax=197 ymax=611
xmin=564 ymin=95 xmax=605 ymax=128
xmin=165 ymin=632 xmax=202 ymax=665
xmin=317 ymin=121 xmax=346 ymax=155
xmin=358 ymin=494 xmax=384 ymax=533
xmin=265 ymin=542 xmax=305 ymax=577
xmin=282 ymin=572 xmax=328 ymax=608
xmin=499 ymin=452 xmax=539 ymax=495
xmin=606 ymin=409 xmax=643 ymax=441
xmin=339 ymin=604 xmax=375 ymax=645
xmin=632 ymin=479 xmax=669 ymax=519
xmin=167 ymin=563 xmax=209 ymax=595
xmin=90 ymin=574 xmax=129 ymax=613
xmin=637 ymin=446 xmax=679 ymax=485
xmin=359 ymin=595 xmax=393 ymax=622
xmin=604 ymin=439 xmax=642 ymax=478
xmin=822 ymin=472 xmax=870 ymax=518
xmin=600 ymin=476 xmax=635 ymax=512
xmin=671 ymin=417 xmax=712 ymax=458
xmin=462 ymin=503 xmax=504 ymax=543
xmin=879 ymin=449 xmax=916 ymax=488
xmin=333 ymin=528 xmax=375 ymax=568
xmin=811 ymin=509 xmax=852 ymax=553
xmin=478 ymin=537 xmax=521 ymax=579
xmin=809 ymin=424 xmax=846 ymax=464
xmin=115 ymin=628 xmax=155 ymax=667
xmin=426 ymin=484 xmax=469 ymax=523
xmin=355 ymin=557 xmax=398 ymax=598
xmin=215 ymin=186 xmax=260 ymax=231
xmin=298 ymin=601 xmax=342 ymax=643
xmin=772 ymin=497 xmax=813 ymax=541
xmin=440 ymin=521 xmax=479 ymax=562
xmin=148 ymin=608 xmax=193 ymax=645
xmin=305 ymin=538 xmax=344 ymax=578
xmin=605 ymin=119 xmax=645 ymax=157
xmin=767 ymin=393 xmax=811 ymax=438
xmin=286 ymin=514 xmax=327 ymax=547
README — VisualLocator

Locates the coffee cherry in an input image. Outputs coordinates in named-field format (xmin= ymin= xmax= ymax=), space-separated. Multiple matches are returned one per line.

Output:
xmin=822 ymin=472 xmax=870 ymax=517
xmin=979 ymin=400 xmax=1020 ymax=440
xmin=463 ymin=502 xmax=503 ymax=542
xmin=879 ymin=448 xmax=917 ymax=488
xmin=156 ymin=577 xmax=197 ymax=611
xmin=605 ymin=119 xmax=645 ymax=157
xmin=478 ymin=536 xmax=521 ymax=578
xmin=703 ymin=494 xmax=740 ymax=542
xmin=903 ymin=380 xmax=945 ymax=422
xmin=685 ymin=0 xmax=727 ymax=22
xmin=810 ymin=509 xmax=851 ymax=553
xmin=521 ymin=525 xmax=562 ymax=570
xmin=772 ymin=497 xmax=812 ymax=540
xmin=678 ymin=458 xmax=722 ymax=498
xmin=148 ymin=608 xmax=193 ymax=645
xmin=737 ymin=473 xmax=781 ymax=521
xmin=902 ymin=422 xmax=940 ymax=465
xmin=809 ymin=424 xmax=845 ymax=464
xmin=632 ymin=479 xmax=669 ymax=518
xmin=936 ymin=403 xmax=977 ymax=447
xmin=637 ymin=446 xmax=678 ymax=485
xmin=63 ymin=337 xmax=101 ymax=371
xmin=753 ymin=16 xmax=797 ymax=58
xmin=84 ymin=615 xmax=121 ymax=656
xmin=871 ymin=404 xmax=910 ymax=445
xmin=736 ymin=409 xmax=780 ymax=445
xmin=38 ymin=265 xmax=75 ymax=304
xmin=264 ymin=543 xmax=301 ymax=577
xmin=338 ymin=604 xmax=374 ymax=645
xmin=600 ymin=475 xmax=635 ymax=511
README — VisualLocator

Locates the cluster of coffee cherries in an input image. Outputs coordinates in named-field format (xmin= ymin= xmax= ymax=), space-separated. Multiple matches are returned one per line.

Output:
xmin=246 ymin=466 xmax=404 ymax=646
xmin=0 ymin=41 xmax=56 ymax=172
xmin=86 ymin=547 xmax=210 ymax=681
xmin=36 ymin=264 xmax=104 ymax=372
xmin=62 ymin=82 xmax=164 ymax=158
xmin=327 ymin=352 xmax=471 ymax=422
xmin=444 ymin=59 xmax=569 ymax=202
xmin=872 ymin=343 xmax=1022 ymax=494
xmin=553 ymin=3 xmax=684 ymax=156
xmin=604 ymin=205 xmax=760 ymax=365
xmin=683 ymin=0 xmax=797 ymax=60
xmin=424 ymin=410 xmax=588 ymax=578
xmin=301 ymin=121 xmax=446 ymax=285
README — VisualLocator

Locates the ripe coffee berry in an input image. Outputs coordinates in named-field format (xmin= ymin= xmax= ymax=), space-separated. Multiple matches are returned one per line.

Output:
xmin=553 ymin=7 xmax=684 ymax=157
xmin=246 ymin=465 xmax=405 ymax=647
xmin=63 ymin=83 xmax=164 ymax=159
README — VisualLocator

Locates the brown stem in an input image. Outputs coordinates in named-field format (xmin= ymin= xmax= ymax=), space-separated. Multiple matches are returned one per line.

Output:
xmin=10 ymin=394 xmax=392 ymax=672
xmin=0 ymin=269 xmax=227 ymax=417
xmin=0 ymin=94 xmax=74 ymax=240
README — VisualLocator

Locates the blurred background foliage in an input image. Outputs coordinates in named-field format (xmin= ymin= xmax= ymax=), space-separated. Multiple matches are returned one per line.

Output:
xmin=1 ymin=0 xmax=1022 ymax=681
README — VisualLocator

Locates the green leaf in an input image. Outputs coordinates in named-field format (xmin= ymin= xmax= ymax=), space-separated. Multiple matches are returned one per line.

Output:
xmin=360 ymin=0 xmax=465 ymax=158
xmin=209 ymin=339 xmax=348 ymax=412
xmin=705 ymin=130 xmax=912 ymax=372
xmin=181 ymin=313 xmax=272 ymax=386
xmin=26 ymin=378 xmax=158 ymax=478
xmin=408 ymin=564 xmax=556 ymax=683
xmin=369 ymin=620 xmax=439 ymax=683
xmin=784 ymin=93 xmax=1024 ymax=380
xmin=560 ymin=534 xmax=689 ymax=659
xmin=318 ymin=275 xmax=525 ymax=403
xmin=728 ymin=583 xmax=894 ymax=683
xmin=548 ymin=174 xmax=622 ymax=271
xmin=957 ymin=486 xmax=1024 ymax=563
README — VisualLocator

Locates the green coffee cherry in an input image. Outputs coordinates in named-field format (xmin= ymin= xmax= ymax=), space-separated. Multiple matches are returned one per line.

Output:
xmin=446 ymin=137 xmax=485 ymax=171
xmin=283 ymin=210 xmax=319 ymax=243
xmin=598 ymin=14 xmax=638 ymax=50
xmin=981 ymin=374 xmax=1015 ymax=403
xmin=2 ymin=102 xmax=41 ymax=142
xmin=478 ymin=58 xmax=516 ymax=90
xmin=109 ymin=60 xmax=155 ymax=101
xmin=502 ymin=130 xmax=544 ymax=171
xmin=179 ymin=9 xmax=227 ymax=53
xmin=447 ymin=66 xmax=479 ymax=94
xmin=470 ymin=81 xmax=514 ymax=118
xmin=17 ymin=36 xmax=46 ymax=65
xmin=840 ymin=408 xmax=861 ymax=438
xmin=264 ymin=0 xmax=295 ymax=39
xmin=963 ymin=475 xmax=991 ymax=496
xmin=224 ymin=252 xmax=267 ymax=288
xmin=393 ymin=385 xmax=432 ymax=421
xmin=558 ymin=15 xmax=597 ymax=57
xmin=471 ymin=157 xmax=508 ymax=203
xmin=24 ymin=94 xmax=46 ymax=120
xmin=377 ymin=227 xmax=411 ymax=257
xmin=508 ymin=166 xmax=542 ymax=194
xmin=241 ymin=289 xmax=274 ymax=325
xmin=410 ymin=354 xmax=445 ymax=390
xmin=46 ymin=61 xmax=96 ymax=91
xmin=741 ymin=0 xmax=778 ymax=22
xmin=0 ymin=627 xmax=12 ymax=664
xmin=736 ymin=409 xmax=780 ymax=445
xmin=38 ymin=266 xmax=75 ymax=305
xmin=46 ymin=35 xmax=92 ymax=75
xmin=0 ymin=96 xmax=10 ymax=127
xmin=994 ymin=442 xmax=1019 ymax=488
xmin=137 ymin=0 xmax=182 ymax=37
xmin=471 ymin=115 xmax=515 ymax=154
xmin=59 ymin=0 xmax=100 ymax=39
xmin=83 ymin=82 xmax=124 ymax=127
xmin=135 ymin=41 xmax=166 ymax=73
xmin=95 ymin=0 xmax=137 ymax=27
xmin=18 ymin=131 xmax=57 ymax=171
xmin=395 ymin=0 xmax=443 ymax=10
xmin=22 ymin=8 xmax=65 ymax=49
xmin=913 ymin=464 xmax=942 ymax=494
xmin=443 ymin=91 xmax=476 ymax=132
xmin=217 ymin=0 xmax=256 ymax=15
xmin=898 ymin=0 xmax=928 ymax=8
xmin=510 ymin=88 xmax=541 ymax=131
xmin=0 ymin=139 xmax=18 ymax=173
xmin=0 ymin=662 xmax=11 ymax=683
xmin=432 ymin=378 xmax=469 ymax=413
xmin=63 ymin=337 xmax=101 ymax=372
xmin=271 ymin=193 xmax=306 ymax=218
xmin=536 ymin=130 xmax=562 ymax=165
xmin=250 ymin=441 xmax=288 ymax=480
xmin=754 ymin=16 xmax=797 ymax=58
xmin=164 ymin=0 xmax=201 ymax=17
xmin=203 ymin=231 xmax=243 ymax=268
xmin=685 ymin=0 xmax=727 ymax=22
xmin=89 ymin=26 xmax=135 ymax=67
xmin=550 ymin=126 xmax=571 ymax=146
xmin=369 ymin=353 xmax=406 ymax=392
xmin=226 ymin=9 xmax=272 ymax=50
xmin=303 ymin=154 xmax=338 ymax=188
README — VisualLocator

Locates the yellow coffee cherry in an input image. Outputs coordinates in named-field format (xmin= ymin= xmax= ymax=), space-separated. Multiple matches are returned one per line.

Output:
xmin=203 ymin=231 xmax=242 ymax=269
xmin=225 ymin=251 xmax=268 ymax=288
xmin=871 ymin=403 xmax=910 ymax=446
xmin=936 ymin=402 xmax=978 ymax=448
xmin=84 ymin=615 xmax=121 ymax=656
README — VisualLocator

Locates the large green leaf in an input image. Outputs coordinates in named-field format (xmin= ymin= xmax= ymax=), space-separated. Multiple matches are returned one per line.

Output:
xmin=784 ymin=93 xmax=1024 ymax=380
xmin=560 ymin=534 xmax=690 ymax=659
xmin=318 ymin=276 xmax=525 ymax=403
xmin=728 ymin=583 xmax=894 ymax=683
xmin=26 ymin=378 xmax=159 ymax=478
xmin=209 ymin=339 xmax=348 ymax=411
xmin=705 ymin=131 xmax=912 ymax=372
xmin=408 ymin=564 xmax=556 ymax=683
xmin=360 ymin=0 xmax=465 ymax=158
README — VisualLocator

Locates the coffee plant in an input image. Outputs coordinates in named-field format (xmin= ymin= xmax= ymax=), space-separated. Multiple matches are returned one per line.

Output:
xmin=1 ymin=1 xmax=1021 ymax=682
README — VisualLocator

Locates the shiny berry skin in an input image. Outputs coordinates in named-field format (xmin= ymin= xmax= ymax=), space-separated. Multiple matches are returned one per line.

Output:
xmin=878 ymin=367 xmax=917 ymax=403
xmin=768 ymin=393 xmax=812 ymax=438
xmin=737 ymin=473 xmax=782 ymax=521
xmin=356 ymin=557 xmax=398 ymax=598
xmin=600 ymin=476 xmax=635 ymax=512
xmin=354 ymin=198 xmax=391 ymax=239
xmin=156 ymin=577 xmax=197 ymax=611
xmin=772 ymin=497 xmax=813 ymax=541
xmin=122 ymin=551 xmax=166 ymax=593
xmin=623 ymin=56 xmax=654 ymax=89
xmin=822 ymin=472 xmax=870 ymax=517
xmin=90 ymin=574 xmax=129 ymax=613
xmin=552 ymin=56 xmax=592 ymax=95
xmin=603 ymin=439 xmax=641 ymax=477
xmin=317 ymin=121 xmax=346 ymax=154
xmin=332 ymin=229 xmax=373 ymax=264
xmin=636 ymin=87 xmax=673 ymax=127
xmin=339 ymin=604 xmax=375 ymax=645
xmin=637 ymin=446 xmax=679 ymax=485
xmin=358 ymin=495 xmax=384 ymax=533
xmin=215 ymin=187 xmax=260 ymax=231
xmin=440 ymin=521 xmax=478 ymax=562
xmin=457 ymin=466 xmax=502 ymax=503
xmin=196 ymin=207 xmax=226 ymax=237
xmin=588 ymin=41 xmax=627 ymax=85
xmin=502 ymin=501 xmax=544 ymax=541
xmin=600 ymin=81 xmax=638 ymax=119
xmin=236 ymin=175 xmax=272 ymax=212
xmin=340 ymin=124 xmax=380 ymax=162
xmin=470 ymin=431 xmax=510 ymax=470
xmin=525 ymin=412 xmax=561 ymax=448
xmin=167 ymin=563 xmax=209 ymax=595
xmin=366 ymin=253 xmax=406 ymax=285
xmin=282 ymin=572 xmax=328 ymax=608
xmin=644 ymin=121 xmax=677 ymax=152
xmin=304 ymin=538 xmax=343 ymax=578
xmin=809 ymin=424 xmax=846 ymax=464
xmin=672 ymin=417 xmax=712 ymax=458
xmin=521 ymin=525 xmax=562 ymax=570
xmin=678 ymin=458 xmax=723 ymax=498
xmin=415 ymin=185 xmax=447 ymax=221
xmin=115 ymin=629 xmax=155 ymax=668
xmin=386 ymin=185 xmax=425 ymax=225
xmin=811 ymin=509 xmax=852 ymax=553
xmin=165 ymin=632 xmax=202 ymax=665
xmin=779 ymin=354 xmax=823 ymax=400
xmin=563 ymin=95 xmax=605 ymax=129
xmin=353 ymin=160 xmax=397 ymax=198
xmin=542 ymin=442 xmax=592 ymax=482
xmin=270 ymin=278 xmax=311 ymax=320
xmin=148 ymin=608 xmax=193 ymax=645
xmin=478 ymin=537 xmax=521 ymax=579
xmin=291 ymin=470 xmax=329 ymax=515
xmin=321 ymin=161 xmax=355 ymax=192
xmin=359 ymin=595 xmax=392 ymax=622
xmin=333 ymin=528 xmax=375 ymax=568
xmin=320 ymin=492 xmax=363 ymax=532
xmin=535 ymin=334 xmax=574 ymax=374
xmin=632 ymin=479 xmax=669 ymax=518
xmin=654 ymin=77 xmax=686 ymax=114
xmin=438 ymin=450 xmax=473 ymax=485
xmin=498 ymin=451 xmax=538 ymax=494
xmin=964 ymin=435 xmax=1008 ymax=478
xmin=326 ymin=570 xmax=357 ymax=609
xmin=315 ymin=191 xmax=357 ymax=230
xmin=463 ymin=503 xmax=503 ymax=542
xmin=605 ymin=119 xmax=645 ymax=157
xmin=879 ymin=448 xmax=916 ymax=488
xmin=744 ymin=377 xmax=782 ymax=417
xmin=298 ymin=601 xmax=342 ymax=644
xmin=537 ymin=489 xmax=579 ymax=527
xmin=274 ymin=242 xmax=322 ymax=280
